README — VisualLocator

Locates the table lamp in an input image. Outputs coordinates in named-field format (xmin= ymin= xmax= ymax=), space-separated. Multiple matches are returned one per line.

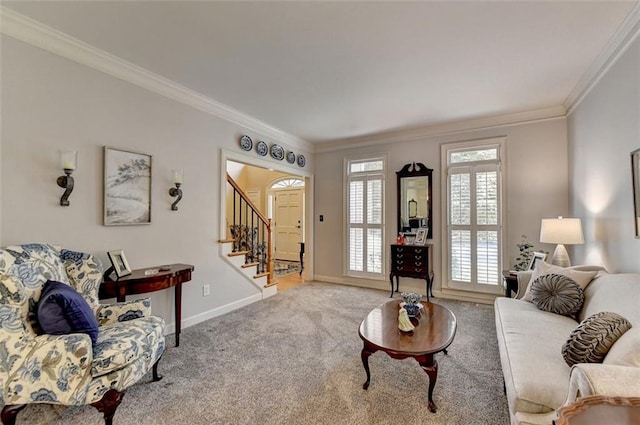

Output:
xmin=539 ymin=216 xmax=584 ymax=267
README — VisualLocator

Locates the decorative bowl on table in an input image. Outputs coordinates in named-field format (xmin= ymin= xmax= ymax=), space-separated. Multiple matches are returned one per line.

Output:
xmin=401 ymin=292 xmax=422 ymax=305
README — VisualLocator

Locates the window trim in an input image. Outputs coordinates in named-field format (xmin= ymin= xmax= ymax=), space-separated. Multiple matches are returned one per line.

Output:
xmin=440 ymin=137 xmax=507 ymax=295
xmin=344 ymin=153 xmax=388 ymax=280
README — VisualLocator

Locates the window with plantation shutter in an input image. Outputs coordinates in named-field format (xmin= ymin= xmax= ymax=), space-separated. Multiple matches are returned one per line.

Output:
xmin=346 ymin=156 xmax=386 ymax=279
xmin=442 ymin=139 xmax=505 ymax=294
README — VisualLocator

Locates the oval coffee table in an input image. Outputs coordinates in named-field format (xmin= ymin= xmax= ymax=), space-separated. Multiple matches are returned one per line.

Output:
xmin=358 ymin=300 xmax=457 ymax=413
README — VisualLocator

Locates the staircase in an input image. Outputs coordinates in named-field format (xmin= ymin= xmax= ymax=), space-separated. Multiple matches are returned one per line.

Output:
xmin=221 ymin=173 xmax=277 ymax=297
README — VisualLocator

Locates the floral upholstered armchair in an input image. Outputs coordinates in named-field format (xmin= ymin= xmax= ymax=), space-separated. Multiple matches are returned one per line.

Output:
xmin=0 ymin=244 xmax=165 ymax=425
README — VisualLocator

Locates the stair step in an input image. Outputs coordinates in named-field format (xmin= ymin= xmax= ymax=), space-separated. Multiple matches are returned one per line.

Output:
xmin=219 ymin=239 xmax=234 ymax=244
xmin=254 ymin=271 xmax=269 ymax=279
xmin=264 ymin=279 xmax=278 ymax=288
xmin=228 ymin=250 xmax=249 ymax=257
xmin=241 ymin=262 xmax=259 ymax=269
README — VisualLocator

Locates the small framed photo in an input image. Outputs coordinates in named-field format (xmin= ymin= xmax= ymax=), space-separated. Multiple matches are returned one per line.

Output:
xmin=528 ymin=251 xmax=547 ymax=271
xmin=414 ymin=228 xmax=427 ymax=245
xmin=107 ymin=249 xmax=132 ymax=278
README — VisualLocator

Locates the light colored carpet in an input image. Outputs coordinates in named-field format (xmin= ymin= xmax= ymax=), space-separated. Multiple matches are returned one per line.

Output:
xmin=16 ymin=282 xmax=509 ymax=424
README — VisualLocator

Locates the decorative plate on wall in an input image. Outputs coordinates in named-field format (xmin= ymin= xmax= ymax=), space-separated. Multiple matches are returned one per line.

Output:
xmin=270 ymin=144 xmax=285 ymax=161
xmin=239 ymin=135 xmax=253 ymax=151
xmin=286 ymin=151 xmax=296 ymax=164
xmin=256 ymin=140 xmax=268 ymax=156
xmin=297 ymin=154 xmax=306 ymax=167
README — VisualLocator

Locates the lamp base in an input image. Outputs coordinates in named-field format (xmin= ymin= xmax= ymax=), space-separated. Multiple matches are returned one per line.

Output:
xmin=550 ymin=244 xmax=571 ymax=267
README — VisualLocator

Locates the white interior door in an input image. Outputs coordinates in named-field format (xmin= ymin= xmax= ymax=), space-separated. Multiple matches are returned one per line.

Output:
xmin=274 ymin=188 xmax=304 ymax=261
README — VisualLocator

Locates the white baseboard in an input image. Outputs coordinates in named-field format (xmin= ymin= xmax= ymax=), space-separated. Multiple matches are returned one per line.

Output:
xmin=314 ymin=274 xmax=496 ymax=305
xmin=163 ymin=293 xmax=262 ymax=336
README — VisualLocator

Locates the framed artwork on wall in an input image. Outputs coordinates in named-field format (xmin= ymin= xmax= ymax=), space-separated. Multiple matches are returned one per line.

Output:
xmin=104 ymin=147 xmax=152 ymax=226
xmin=632 ymin=148 xmax=640 ymax=238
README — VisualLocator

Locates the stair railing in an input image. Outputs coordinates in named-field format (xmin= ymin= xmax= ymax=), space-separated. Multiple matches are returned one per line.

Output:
xmin=226 ymin=173 xmax=273 ymax=286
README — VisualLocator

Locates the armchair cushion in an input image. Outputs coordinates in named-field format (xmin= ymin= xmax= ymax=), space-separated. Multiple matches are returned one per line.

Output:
xmin=91 ymin=315 xmax=164 ymax=377
xmin=37 ymin=280 xmax=99 ymax=346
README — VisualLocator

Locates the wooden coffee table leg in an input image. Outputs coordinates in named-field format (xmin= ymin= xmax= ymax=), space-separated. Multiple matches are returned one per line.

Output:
xmin=418 ymin=355 xmax=439 ymax=413
xmin=361 ymin=346 xmax=375 ymax=389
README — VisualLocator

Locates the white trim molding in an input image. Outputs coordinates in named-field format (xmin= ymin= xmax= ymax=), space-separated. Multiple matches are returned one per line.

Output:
xmin=564 ymin=2 xmax=640 ymax=114
xmin=0 ymin=6 xmax=313 ymax=152
xmin=315 ymin=106 xmax=566 ymax=153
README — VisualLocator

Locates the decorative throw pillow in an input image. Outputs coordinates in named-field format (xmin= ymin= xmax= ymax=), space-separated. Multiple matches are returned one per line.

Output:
xmin=562 ymin=312 xmax=632 ymax=367
xmin=523 ymin=262 xmax=597 ymax=301
xmin=37 ymin=279 xmax=99 ymax=345
xmin=529 ymin=273 xmax=584 ymax=317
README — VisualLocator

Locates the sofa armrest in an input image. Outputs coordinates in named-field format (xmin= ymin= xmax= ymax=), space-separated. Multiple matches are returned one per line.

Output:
xmin=565 ymin=363 xmax=640 ymax=404
xmin=96 ymin=298 xmax=152 ymax=326
xmin=3 ymin=333 xmax=93 ymax=405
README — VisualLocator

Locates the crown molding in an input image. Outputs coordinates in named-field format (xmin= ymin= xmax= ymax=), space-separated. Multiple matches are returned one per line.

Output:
xmin=564 ymin=2 xmax=640 ymax=115
xmin=0 ymin=6 xmax=313 ymax=152
xmin=314 ymin=106 xmax=567 ymax=153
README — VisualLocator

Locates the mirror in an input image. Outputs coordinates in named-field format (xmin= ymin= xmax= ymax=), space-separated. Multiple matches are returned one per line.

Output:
xmin=397 ymin=162 xmax=433 ymax=240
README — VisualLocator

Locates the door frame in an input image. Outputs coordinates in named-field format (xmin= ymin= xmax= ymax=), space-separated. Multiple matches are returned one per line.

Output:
xmin=220 ymin=149 xmax=314 ymax=280
xmin=268 ymin=181 xmax=305 ymax=261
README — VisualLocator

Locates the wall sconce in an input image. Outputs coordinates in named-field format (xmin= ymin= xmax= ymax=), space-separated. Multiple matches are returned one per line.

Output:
xmin=169 ymin=169 xmax=183 ymax=211
xmin=56 ymin=150 xmax=77 ymax=206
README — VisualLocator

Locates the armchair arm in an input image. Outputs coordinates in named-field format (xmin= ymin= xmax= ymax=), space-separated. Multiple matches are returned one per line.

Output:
xmin=3 ymin=332 xmax=93 ymax=405
xmin=96 ymin=298 xmax=152 ymax=326
xmin=565 ymin=364 xmax=640 ymax=404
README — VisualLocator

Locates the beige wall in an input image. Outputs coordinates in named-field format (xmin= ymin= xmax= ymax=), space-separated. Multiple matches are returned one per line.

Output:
xmin=314 ymin=118 xmax=569 ymax=298
xmin=568 ymin=36 xmax=640 ymax=273
xmin=0 ymin=35 xmax=312 ymax=331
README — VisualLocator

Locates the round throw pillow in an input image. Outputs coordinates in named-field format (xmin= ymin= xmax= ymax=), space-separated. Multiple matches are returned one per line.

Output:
xmin=529 ymin=273 xmax=584 ymax=317
xmin=562 ymin=312 xmax=632 ymax=367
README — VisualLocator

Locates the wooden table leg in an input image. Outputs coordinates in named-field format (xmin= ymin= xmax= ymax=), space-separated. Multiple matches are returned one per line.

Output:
xmin=175 ymin=281 xmax=182 ymax=347
xmin=361 ymin=346 xmax=375 ymax=389
xmin=418 ymin=355 xmax=439 ymax=413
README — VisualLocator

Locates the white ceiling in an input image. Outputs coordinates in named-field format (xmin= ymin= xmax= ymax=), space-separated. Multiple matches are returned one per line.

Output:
xmin=4 ymin=1 xmax=638 ymax=144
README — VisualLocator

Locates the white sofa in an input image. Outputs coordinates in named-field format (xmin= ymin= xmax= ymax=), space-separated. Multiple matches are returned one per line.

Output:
xmin=495 ymin=267 xmax=640 ymax=425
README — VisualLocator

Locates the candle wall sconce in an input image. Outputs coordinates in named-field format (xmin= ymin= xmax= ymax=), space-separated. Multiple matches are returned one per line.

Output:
xmin=169 ymin=169 xmax=183 ymax=211
xmin=57 ymin=150 xmax=77 ymax=206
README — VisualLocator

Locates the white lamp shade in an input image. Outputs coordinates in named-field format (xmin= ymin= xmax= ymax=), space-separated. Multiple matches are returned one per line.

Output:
xmin=540 ymin=217 xmax=584 ymax=245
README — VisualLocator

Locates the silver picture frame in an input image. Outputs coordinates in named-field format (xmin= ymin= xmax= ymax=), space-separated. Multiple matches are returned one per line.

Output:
xmin=104 ymin=147 xmax=152 ymax=225
xmin=528 ymin=251 xmax=547 ymax=271
xmin=107 ymin=249 xmax=132 ymax=278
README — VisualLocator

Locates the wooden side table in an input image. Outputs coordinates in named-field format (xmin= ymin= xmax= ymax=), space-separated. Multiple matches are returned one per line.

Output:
xmin=502 ymin=270 xmax=518 ymax=298
xmin=555 ymin=395 xmax=640 ymax=425
xmin=100 ymin=263 xmax=194 ymax=347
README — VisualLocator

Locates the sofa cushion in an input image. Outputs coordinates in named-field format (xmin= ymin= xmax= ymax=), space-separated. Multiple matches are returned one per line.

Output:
xmin=579 ymin=273 xmax=640 ymax=324
xmin=529 ymin=274 xmax=584 ymax=317
xmin=562 ymin=312 xmax=632 ymax=367
xmin=604 ymin=326 xmax=640 ymax=367
xmin=522 ymin=262 xmax=597 ymax=301
xmin=495 ymin=298 xmax=578 ymax=414
xmin=91 ymin=315 xmax=164 ymax=377
xmin=37 ymin=280 xmax=99 ymax=345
